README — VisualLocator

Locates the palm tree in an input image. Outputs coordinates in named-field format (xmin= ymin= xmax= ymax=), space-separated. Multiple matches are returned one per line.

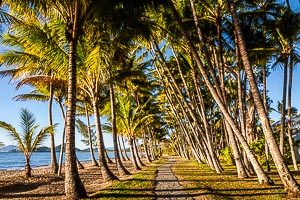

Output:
xmin=75 ymin=118 xmax=98 ymax=166
xmin=0 ymin=108 xmax=54 ymax=177
xmin=77 ymin=42 xmax=119 ymax=181
xmin=116 ymin=94 xmax=153 ymax=170
xmin=166 ymin=0 xmax=273 ymax=184
xmin=4 ymin=1 xmax=103 ymax=197
xmin=15 ymin=76 xmax=60 ymax=173
xmin=0 ymin=12 xmax=68 ymax=175
xmin=227 ymin=0 xmax=300 ymax=194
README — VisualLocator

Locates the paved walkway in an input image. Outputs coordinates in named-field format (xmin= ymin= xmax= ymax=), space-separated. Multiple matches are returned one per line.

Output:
xmin=155 ymin=157 xmax=194 ymax=200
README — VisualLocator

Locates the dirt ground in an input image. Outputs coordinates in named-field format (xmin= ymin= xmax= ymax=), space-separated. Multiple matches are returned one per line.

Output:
xmin=0 ymin=159 xmax=138 ymax=199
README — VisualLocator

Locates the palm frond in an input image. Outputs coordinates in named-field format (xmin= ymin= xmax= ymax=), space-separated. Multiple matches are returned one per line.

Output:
xmin=15 ymin=75 xmax=51 ymax=90
xmin=0 ymin=121 xmax=25 ymax=152
xmin=102 ymin=122 xmax=112 ymax=134
xmin=76 ymin=118 xmax=89 ymax=138
xmin=30 ymin=125 xmax=53 ymax=157
xmin=19 ymin=108 xmax=37 ymax=139
xmin=13 ymin=93 xmax=49 ymax=102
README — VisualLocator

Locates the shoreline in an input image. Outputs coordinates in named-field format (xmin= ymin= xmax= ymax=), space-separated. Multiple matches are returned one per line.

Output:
xmin=0 ymin=158 xmax=136 ymax=199
xmin=0 ymin=164 xmax=50 ymax=171
xmin=0 ymin=151 xmax=127 ymax=170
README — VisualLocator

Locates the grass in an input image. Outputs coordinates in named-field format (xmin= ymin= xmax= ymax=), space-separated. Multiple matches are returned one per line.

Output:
xmin=87 ymin=157 xmax=167 ymax=200
xmin=84 ymin=156 xmax=300 ymax=199
xmin=172 ymin=157 xmax=298 ymax=200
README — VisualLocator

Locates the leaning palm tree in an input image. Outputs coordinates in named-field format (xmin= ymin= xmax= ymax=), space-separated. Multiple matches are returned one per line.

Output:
xmin=0 ymin=108 xmax=55 ymax=178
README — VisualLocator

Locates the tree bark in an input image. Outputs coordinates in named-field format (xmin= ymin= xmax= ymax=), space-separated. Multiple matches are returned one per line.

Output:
xmin=76 ymin=157 xmax=84 ymax=169
xmin=110 ymin=83 xmax=130 ymax=176
xmin=84 ymin=103 xmax=98 ymax=166
xmin=148 ymin=128 xmax=156 ymax=160
xmin=118 ymin=136 xmax=126 ymax=161
xmin=65 ymin=38 xmax=87 ymax=199
xmin=25 ymin=156 xmax=31 ymax=178
xmin=58 ymin=101 xmax=66 ymax=176
xmin=122 ymin=136 xmax=130 ymax=160
xmin=133 ymin=139 xmax=145 ymax=166
xmin=168 ymin=0 xmax=271 ymax=184
xmin=287 ymin=53 xmax=298 ymax=170
xmin=262 ymin=65 xmax=271 ymax=172
xmin=129 ymin=137 xmax=141 ymax=170
xmin=48 ymin=74 xmax=58 ymax=174
xmin=228 ymin=0 xmax=300 ymax=194
xmin=92 ymin=98 xmax=118 ymax=181
xmin=280 ymin=59 xmax=288 ymax=154
xmin=142 ymin=129 xmax=152 ymax=163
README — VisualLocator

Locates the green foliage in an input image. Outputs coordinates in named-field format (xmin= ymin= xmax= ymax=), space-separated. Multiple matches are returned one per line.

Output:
xmin=173 ymin=157 xmax=289 ymax=199
xmin=0 ymin=108 xmax=54 ymax=173
xmin=249 ymin=138 xmax=269 ymax=165
xmin=76 ymin=118 xmax=97 ymax=147
xmin=90 ymin=158 xmax=167 ymax=200
xmin=161 ymin=143 xmax=176 ymax=156
xmin=219 ymin=147 xmax=234 ymax=165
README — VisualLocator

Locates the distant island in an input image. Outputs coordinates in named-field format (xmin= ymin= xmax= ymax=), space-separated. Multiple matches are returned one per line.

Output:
xmin=0 ymin=144 xmax=115 ymax=153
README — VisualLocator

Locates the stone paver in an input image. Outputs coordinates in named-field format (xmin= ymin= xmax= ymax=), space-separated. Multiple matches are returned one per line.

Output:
xmin=155 ymin=157 xmax=194 ymax=200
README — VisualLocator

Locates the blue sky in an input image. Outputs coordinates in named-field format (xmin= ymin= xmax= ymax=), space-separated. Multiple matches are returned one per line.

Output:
xmin=0 ymin=76 xmax=114 ymax=149
xmin=0 ymin=0 xmax=299 ymax=149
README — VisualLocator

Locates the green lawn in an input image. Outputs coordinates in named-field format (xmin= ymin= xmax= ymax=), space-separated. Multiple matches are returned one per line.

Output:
xmin=85 ymin=156 xmax=300 ymax=200
xmin=87 ymin=157 xmax=167 ymax=200
xmin=172 ymin=157 xmax=296 ymax=200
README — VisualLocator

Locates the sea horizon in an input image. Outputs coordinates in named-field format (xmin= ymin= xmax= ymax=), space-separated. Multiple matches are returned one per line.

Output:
xmin=0 ymin=151 xmax=130 ymax=170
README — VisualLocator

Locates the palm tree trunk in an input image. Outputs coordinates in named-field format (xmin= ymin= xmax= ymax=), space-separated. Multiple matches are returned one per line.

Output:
xmin=172 ymin=46 xmax=222 ymax=172
xmin=129 ymin=137 xmax=141 ymax=170
xmin=48 ymin=74 xmax=58 ymax=174
xmin=142 ymin=129 xmax=152 ymax=163
xmin=65 ymin=37 xmax=87 ymax=198
xmin=58 ymin=125 xmax=66 ymax=176
xmin=110 ymin=83 xmax=130 ymax=176
xmin=287 ymin=54 xmax=298 ymax=170
xmin=105 ymin=145 xmax=114 ymax=164
xmin=262 ymin=65 xmax=271 ymax=172
xmin=228 ymin=0 xmax=300 ymax=194
xmin=118 ymin=136 xmax=126 ymax=161
xmin=133 ymin=139 xmax=145 ymax=166
xmin=169 ymin=96 xmax=204 ymax=163
xmin=225 ymin=120 xmax=248 ymax=178
xmin=154 ymin=53 xmax=219 ymax=172
xmin=148 ymin=128 xmax=156 ymax=160
xmin=76 ymin=157 xmax=84 ymax=169
xmin=168 ymin=0 xmax=271 ymax=184
xmin=137 ymin=140 xmax=144 ymax=158
xmin=84 ymin=103 xmax=98 ymax=166
xmin=58 ymin=101 xmax=66 ymax=176
xmin=122 ymin=136 xmax=130 ymax=160
xmin=92 ymin=98 xmax=118 ymax=181
xmin=280 ymin=60 xmax=288 ymax=154
xmin=25 ymin=156 xmax=31 ymax=178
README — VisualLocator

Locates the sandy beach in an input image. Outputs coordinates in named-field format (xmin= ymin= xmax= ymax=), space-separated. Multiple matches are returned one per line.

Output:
xmin=0 ymin=159 xmax=138 ymax=199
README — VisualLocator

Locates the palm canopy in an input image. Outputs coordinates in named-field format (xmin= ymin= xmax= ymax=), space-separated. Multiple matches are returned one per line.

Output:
xmin=0 ymin=108 xmax=55 ymax=158
xmin=116 ymin=94 xmax=153 ymax=139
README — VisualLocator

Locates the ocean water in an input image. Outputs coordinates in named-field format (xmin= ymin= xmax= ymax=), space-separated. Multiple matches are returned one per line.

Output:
xmin=0 ymin=151 xmax=122 ymax=170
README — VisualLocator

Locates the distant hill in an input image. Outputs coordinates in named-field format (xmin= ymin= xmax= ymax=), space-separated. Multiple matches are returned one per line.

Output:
xmin=55 ymin=144 xmax=83 ymax=152
xmin=0 ymin=144 xmax=117 ymax=152
xmin=36 ymin=146 xmax=51 ymax=152
xmin=106 ymin=147 xmax=114 ymax=151
xmin=0 ymin=145 xmax=52 ymax=152
xmin=0 ymin=145 xmax=18 ymax=152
